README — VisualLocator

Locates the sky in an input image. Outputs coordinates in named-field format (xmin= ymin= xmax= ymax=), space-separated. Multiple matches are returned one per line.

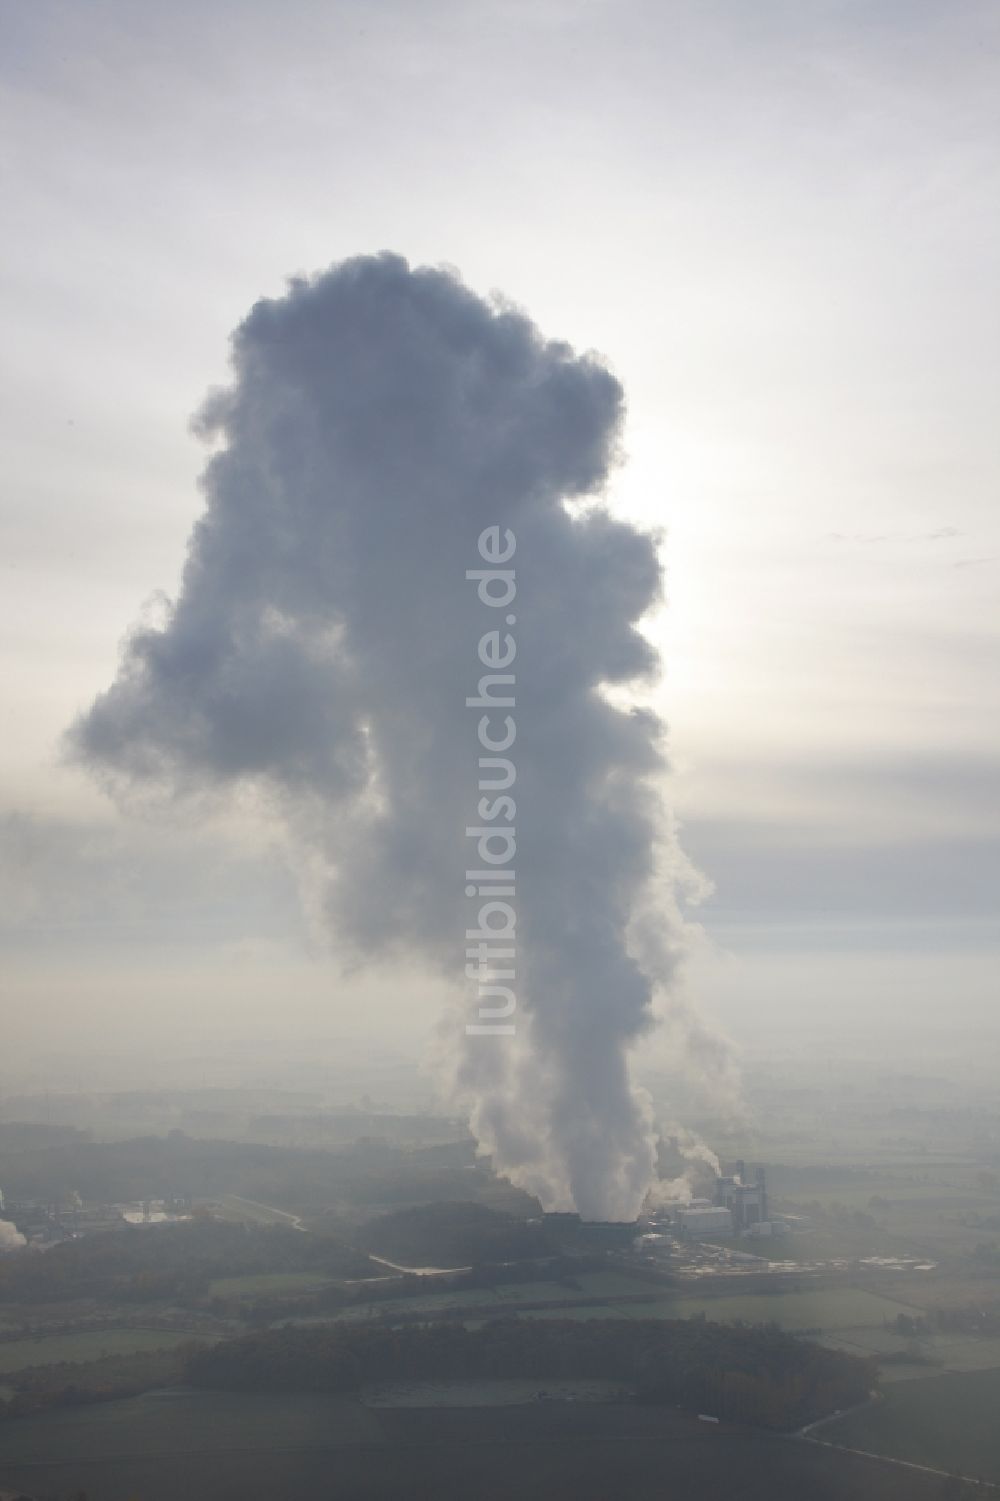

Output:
xmin=1 ymin=0 xmax=998 ymax=1080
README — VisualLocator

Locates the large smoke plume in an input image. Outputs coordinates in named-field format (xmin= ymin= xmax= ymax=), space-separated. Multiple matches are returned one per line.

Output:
xmin=70 ymin=253 xmax=718 ymax=1220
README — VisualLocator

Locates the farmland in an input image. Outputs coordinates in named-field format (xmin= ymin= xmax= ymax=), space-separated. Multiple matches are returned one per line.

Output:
xmin=821 ymin=1324 xmax=1000 ymax=1382
xmin=0 ymin=1327 xmax=210 ymax=1376
xmin=0 ymin=1389 xmax=975 ymax=1501
xmin=823 ymin=1367 xmax=1000 ymax=1483
xmin=208 ymin=1270 xmax=335 ymax=1297
xmin=658 ymin=1288 xmax=920 ymax=1330
xmin=338 ymin=1273 xmax=924 ymax=1336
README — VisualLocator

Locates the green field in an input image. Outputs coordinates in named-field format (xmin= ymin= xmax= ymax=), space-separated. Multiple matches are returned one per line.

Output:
xmin=362 ymin=1377 xmax=630 ymax=1406
xmin=516 ymin=1304 xmax=653 ymax=1323
xmin=0 ymin=1389 xmax=972 ymax=1500
xmin=216 ymin=1195 xmax=305 ymax=1227
xmin=824 ymin=1367 xmax=1000 ymax=1483
xmin=319 ymin=1267 xmax=935 ymax=1346
xmin=345 ymin=1279 xmax=920 ymax=1335
xmin=344 ymin=1271 xmax=659 ymax=1320
xmin=348 ymin=1280 xmax=577 ymax=1315
xmin=666 ymin=1288 xmax=921 ymax=1331
xmin=0 ymin=1328 xmax=209 ymax=1376
xmin=821 ymin=1326 xmax=1000 ymax=1382
xmin=511 ymin=1290 xmax=910 ymax=1330
xmin=208 ymin=1271 xmax=334 ymax=1297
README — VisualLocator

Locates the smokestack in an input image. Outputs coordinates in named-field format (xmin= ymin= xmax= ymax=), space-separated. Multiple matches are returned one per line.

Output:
xmin=68 ymin=252 xmax=728 ymax=1221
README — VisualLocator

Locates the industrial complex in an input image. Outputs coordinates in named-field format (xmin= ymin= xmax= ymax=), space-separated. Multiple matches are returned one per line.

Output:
xmin=539 ymin=1161 xmax=777 ymax=1251
xmin=670 ymin=1161 xmax=776 ymax=1241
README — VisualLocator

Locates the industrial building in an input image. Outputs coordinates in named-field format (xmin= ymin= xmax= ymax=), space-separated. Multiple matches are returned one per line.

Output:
xmin=576 ymin=1219 xmax=639 ymax=1246
xmin=668 ymin=1162 xmax=772 ymax=1241
xmin=541 ymin=1211 xmax=638 ymax=1246
xmin=714 ymin=1161 xmax=768 ymax=1234
xmin=675 ymin=1204 xmax=733 ymax=1237
xmin=542 ymin=1211 xmax=581 ymax=1228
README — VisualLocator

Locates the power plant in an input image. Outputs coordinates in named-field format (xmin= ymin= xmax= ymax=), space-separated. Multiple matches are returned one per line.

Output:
xmin=714 ymin=1160 xmax=768 ymax=1233
xmin=670 ymin=1162 xmax=774 ymax=1241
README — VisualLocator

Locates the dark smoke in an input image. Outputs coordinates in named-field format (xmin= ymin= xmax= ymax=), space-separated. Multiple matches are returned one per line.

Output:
xmin=70 ymin=252 xmax=723 ymax=1219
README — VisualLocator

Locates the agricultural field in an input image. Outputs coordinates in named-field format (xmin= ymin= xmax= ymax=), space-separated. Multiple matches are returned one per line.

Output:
xmin=515 ymin=1304 xmax=651 ymax=1324
xmin=666 ymin=1288 xmax=922 ymax=1331
xmin=823 ymin=1367 xmax=1000 ymax=1484
xmin=361 ymin=1377 xmax=630 ymax=1406
xmin=347 ymin=1279 xmax=583 ymax=1316
xmin=208 ymin=1271 xmax=335 ymax=1297
xmin=0 ymin=1388 xmax=975 ymax=1501
xmin=822 ymin=1326 xmax=1000 ymax=1383
xmin=0 ymin=1327 xmax=210 ymax=1376
xmin=336 ymin=1274 xmax=928 ymax=1344
xmin=215 ymin=1194 xmax=306 ymax=1228
xmin=342 ymin=1270 xmax=662 ymax=1320
xmin=879 ymin=1271 xmax=1000 ymax=1314
xmin=511 ymin=1288 xmax=917 ymax=1331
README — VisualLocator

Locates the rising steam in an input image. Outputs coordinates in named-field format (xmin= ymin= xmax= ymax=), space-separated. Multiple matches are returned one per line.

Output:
xmin=70 ymin=253 xmax=724 ymax=1220
xmin=0 ymin=1219 xmax=26 ymax=1252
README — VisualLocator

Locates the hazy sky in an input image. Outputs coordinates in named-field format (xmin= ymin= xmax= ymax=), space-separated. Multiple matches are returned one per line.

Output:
xmin=2 ymin=0 xmax=997 ymax=1071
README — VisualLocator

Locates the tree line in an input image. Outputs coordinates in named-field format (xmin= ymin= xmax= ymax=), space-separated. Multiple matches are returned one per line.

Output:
xmin=186 ymin=1316 xmax=874 ymax=1430
xmin=0 ymin=1219 xmax=373 ymax=1305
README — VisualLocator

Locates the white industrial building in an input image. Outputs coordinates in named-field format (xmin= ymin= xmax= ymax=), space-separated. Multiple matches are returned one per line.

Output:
xmin=675 ymin=1205 xmax=733 ymax=1236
